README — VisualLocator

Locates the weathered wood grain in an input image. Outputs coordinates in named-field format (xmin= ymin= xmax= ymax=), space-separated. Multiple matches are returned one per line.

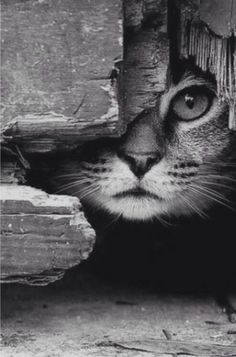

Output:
xmin=1 ymin=0 xmax=123 ymax=152
xmin=200 ymin=0 xmax=236 ymax=37
xmin=0 ymin=185 xmax=96 ymax=285
xmin=2 ymin=110 xmax=121 ymax=154
xmin=123 ymin=0 xmax=169 ymax=124
xmin=99 ymin=338 xmax=236 ymax=356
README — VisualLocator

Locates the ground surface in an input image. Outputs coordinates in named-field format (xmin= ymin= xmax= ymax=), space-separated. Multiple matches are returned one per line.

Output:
xmin=1 ymin=270 xmax=236 ymax=357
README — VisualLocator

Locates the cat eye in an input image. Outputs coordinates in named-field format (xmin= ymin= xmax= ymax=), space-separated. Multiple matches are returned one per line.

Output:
xmin=170 ymin=86 xmax=214 ymax=121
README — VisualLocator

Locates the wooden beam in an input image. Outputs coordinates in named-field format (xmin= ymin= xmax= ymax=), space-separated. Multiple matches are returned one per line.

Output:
xmin=98 ymin=338 xmax=236 ymax=356
xmin=2 ymin=110 xmax=121 ymax=154
xmin=1 ymin=185 xmax=96 ymax=285
xmin=1 ymin=0 xmax=123 ymax=152
xmin=123 ymin=0 xmax=169 ymax=124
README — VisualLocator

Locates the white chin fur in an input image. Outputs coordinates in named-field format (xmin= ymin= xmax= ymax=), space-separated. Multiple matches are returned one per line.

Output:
xmin=105 ymin=197 xmax=165 ymax=220
xmin=84 ymin=194 xmax=163 ymax=220
xmin=84 ymin=192 xmax=211 ymax=221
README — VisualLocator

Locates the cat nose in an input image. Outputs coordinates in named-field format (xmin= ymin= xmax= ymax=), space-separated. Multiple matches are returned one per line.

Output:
xmin=118 ymin=150 xmax=162 ymax=178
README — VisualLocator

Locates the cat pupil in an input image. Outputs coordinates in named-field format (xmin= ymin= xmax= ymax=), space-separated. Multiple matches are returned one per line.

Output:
xmin=184 ymin=93 xmax=195 ymax=109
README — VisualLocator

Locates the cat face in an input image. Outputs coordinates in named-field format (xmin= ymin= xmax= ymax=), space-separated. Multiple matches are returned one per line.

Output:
xmin=55 ymin=72 xmax=235 ymax=221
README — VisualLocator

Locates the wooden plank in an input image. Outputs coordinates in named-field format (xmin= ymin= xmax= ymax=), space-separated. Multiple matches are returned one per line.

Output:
xmin=123 ymin=0 xmax=169 ymax=124
xmin=98 ymin=338 xmax=236 ymax=357
xmin=2 ymin=110 xmax=121 ymax=154
xmin=200 ymin=0 xmax=236 ymax=37
xmin=98 ymin=338 xmax=236 ymax=356
xmin=1 ymin=0 xmax=123 ymax=152
xmin=0 ymin=185 xmax=96 ymax=285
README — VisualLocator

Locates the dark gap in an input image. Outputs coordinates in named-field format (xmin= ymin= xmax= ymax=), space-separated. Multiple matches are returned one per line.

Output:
xmin=167 ymin=0 xmax=181 ymax=84
xmin=229 ymin=33 xmax=235 ymax=88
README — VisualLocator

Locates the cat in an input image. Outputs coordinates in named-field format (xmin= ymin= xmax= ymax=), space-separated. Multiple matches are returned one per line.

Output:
xmin=52 ymin=68 xmax=236 ymax=223
xmin=30 ymin=65 xmax=236 ymax=289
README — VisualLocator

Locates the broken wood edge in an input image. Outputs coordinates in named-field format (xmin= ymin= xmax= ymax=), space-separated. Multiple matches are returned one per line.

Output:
xmin=0 ymin=185 xmax=96 ymax=286
xmin=0 ymin=269 xmax=66 ymax=286
xmin=0 ymin=68 xmax=125 ymax=154
xmin=178 ymin=5 xmax=236 ymax=130
xmin=1 ymin=93 xmax=123 ymax=154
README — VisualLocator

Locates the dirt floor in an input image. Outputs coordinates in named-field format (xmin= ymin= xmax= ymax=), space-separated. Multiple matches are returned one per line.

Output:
xmin=1 ymin=269 xmax=236 ymax=357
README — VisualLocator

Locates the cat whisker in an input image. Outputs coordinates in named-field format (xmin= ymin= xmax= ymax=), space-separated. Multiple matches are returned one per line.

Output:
xmin=54 ymin=179 xmax=93 ymax=193
xmin=195 ymin=180 xmax=235 ymax=191
xmin=189 ymin=185 xmax=235 ymax=212
xmin=70 ymin=183 xmax=100 ymax=200
xmin=204 ymin=161 xmax=236 ymax=168
xmin=76 ymin=186 xmax=100 ymax=200
xmin=54 ymin=174 xmax=95 ymax=180
xmin=103 ymin=211 xmax=123 ymax=230
xmin=198 ymin=174 xmax=236 ymax=183
xmin=156 ymin=214 xmax=175 ymax=227
xmin=190 ymin=183 xmax=232 ymax=203
xmin=55 ymin=174 xmax=89 ymax=179
xmin=178 ymin=193 xmax=208 ymax=219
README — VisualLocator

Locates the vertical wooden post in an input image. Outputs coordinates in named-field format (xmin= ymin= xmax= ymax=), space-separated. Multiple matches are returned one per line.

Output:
xmin=123 ymin=0 xmax=169 ymax=124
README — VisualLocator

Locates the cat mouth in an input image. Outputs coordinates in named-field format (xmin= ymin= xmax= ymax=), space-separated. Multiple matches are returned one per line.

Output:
xmin=113 ymin=187 xmax=162 ymax=200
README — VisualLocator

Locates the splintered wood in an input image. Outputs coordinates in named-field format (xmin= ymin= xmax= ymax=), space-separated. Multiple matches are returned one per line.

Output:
xmin=0 ymin=185 xmax=96 ymax=285
xmin=123 ymin=0 xmax=169 ymax=124
xmin=178 ymin=0 xmax=236 ymax=129
xmin=0 ymin=146 xmax=96 ymax=285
